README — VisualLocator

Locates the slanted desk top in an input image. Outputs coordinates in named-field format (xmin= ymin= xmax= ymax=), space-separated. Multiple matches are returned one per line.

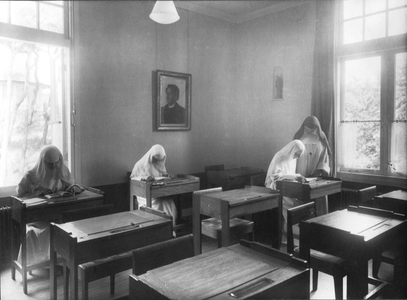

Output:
xmin=50 ymin=209 xmax=173 ymax=300
xmin=129 ymin=174 xmax=200 ymax=210
xmin=300 ymin=206 xmax=407 ymax=299
xmin=375 ymin=190 xmax=407 ymax=215
xmin=276 ymin=177 xmax=342 ymax=202
xmin=193 ymin=186 xmax=281 ymax=254
xmin=130 ymin=242 xmax=309 ymax=300
xmin=376 ymin=190 xmax=407 ymax=201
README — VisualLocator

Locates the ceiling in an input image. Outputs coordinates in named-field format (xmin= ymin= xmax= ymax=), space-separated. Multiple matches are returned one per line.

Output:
xmin=175 ymin=1 xmax=309 ymax=24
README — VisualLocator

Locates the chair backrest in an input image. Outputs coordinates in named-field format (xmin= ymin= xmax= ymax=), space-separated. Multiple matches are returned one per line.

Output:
xmin=287 ymin=201 xmax=317 ymax=254
xmin=358 ymin=186 xmax=377 ymax=204
xmin=250 ymin=172 xmax=267 ymax=187
xmin=62 ymin=204 xmax=114 ymax=222
xmin=205 ymin=164 xmax=225 ymax=188
xmin=204 ymin=164 xmax=225 ymax=173
xmin=132 ymin=234 xmax=194 ymax=276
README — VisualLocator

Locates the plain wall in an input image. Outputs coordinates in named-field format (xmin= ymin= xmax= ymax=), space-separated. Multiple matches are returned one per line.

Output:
xmin=72 ymin=1 xmax=316 ymax=187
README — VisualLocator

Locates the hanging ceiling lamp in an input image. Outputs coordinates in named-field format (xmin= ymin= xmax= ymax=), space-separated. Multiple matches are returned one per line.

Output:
xmin=149 ymin=1 xmax=180 ymax=25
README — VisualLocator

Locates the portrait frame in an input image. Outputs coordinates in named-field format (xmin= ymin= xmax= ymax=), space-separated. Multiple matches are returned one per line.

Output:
xmin=272 ymin=66 xmax=284 ymax=101
xmin=155 ymin=70 xmax=191 ymax=131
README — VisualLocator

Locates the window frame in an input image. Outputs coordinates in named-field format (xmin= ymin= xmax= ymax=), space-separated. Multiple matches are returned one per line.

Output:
xmin=0 ymin=1 xmax=73 ymax=197
xmin=336 ymin=0 xmax=407 ymax=188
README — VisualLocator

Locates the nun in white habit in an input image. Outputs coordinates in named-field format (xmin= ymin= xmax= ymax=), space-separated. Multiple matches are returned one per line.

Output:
xmin=265 ymin=140 xmax=306 ymax=241
xmin=16 ymin=145 xmax=74 ymax=265
xmin=130 ymin=144 xmax=177 ymax=225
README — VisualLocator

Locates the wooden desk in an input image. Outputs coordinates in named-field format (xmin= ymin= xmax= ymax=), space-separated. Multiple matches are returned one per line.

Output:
xmin=129 ymin=174 xmax=200 ymax=210
xmin=375 ymin=190 xmax=407 ymax=215
xmin=10 ymin=188 xmax=104 ymax=294
xmin=129 ymin=241 xmax=309 ymax=300
xmin=276 ymin=177 xmax=342 ymax=202
xmin=50 ymin=209 xmax=172 ymax=300
xmin=193 ymin=186 xmax=281 ymax=254
xmin=207 ymin=167 xmax=264 ymax=190
xmin=299 ymin=206 xmax=407 ymax=299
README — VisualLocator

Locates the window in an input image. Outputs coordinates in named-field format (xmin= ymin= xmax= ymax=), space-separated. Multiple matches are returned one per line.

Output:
xmin=337 ymin=0 xmax=407 ymax=186
xmin=0 ymin=1 xmax=71 ymax=193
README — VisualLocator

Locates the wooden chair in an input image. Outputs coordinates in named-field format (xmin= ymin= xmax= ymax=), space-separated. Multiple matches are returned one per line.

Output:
xmin=249 ymin=172 xmax=280 ymax=248
xmin=76 ymin=205 xmax=172 ymax=300
xmin=132 ymin=234 xmax=194 ymax=276
xmin=204 ymin=164 xmax=225 ymax=189
xmin=249 ymin=172 xmax=267 ymax=186
xmin=287 ymin=202 xmax=348 ymax=299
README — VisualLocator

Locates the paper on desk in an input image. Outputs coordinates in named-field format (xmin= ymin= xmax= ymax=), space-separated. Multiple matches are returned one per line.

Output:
xmin=305 ymin=177 xmax=318 ymax=182
xmin=23 ymin=197 xmax=47 ymax=206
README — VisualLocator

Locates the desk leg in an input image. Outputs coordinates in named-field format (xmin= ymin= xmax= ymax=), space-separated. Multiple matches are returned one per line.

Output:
xmin=221 ymin=201 xmax=230 ymax=247
xmin=21 ymin=223 xmax=28 ymax=294
xmin=68 ymin=257 xmax=78 ymax=300
xmin=50 ymin=226 xmax=57 ymax=300
xmin=277 ymin=194 xmax=282 ymax=249
xmin=192 ymin=194 xmax=202 ymax=255
xmin=347 ymin=258 xmax=368 ymax=299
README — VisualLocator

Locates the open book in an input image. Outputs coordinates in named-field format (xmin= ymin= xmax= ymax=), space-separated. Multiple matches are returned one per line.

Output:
xmin=44 ymin=191 xmax=73 ymax=199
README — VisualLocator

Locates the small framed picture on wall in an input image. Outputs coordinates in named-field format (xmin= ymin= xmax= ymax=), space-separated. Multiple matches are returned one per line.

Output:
xmin=154 ymin=70 xmax=191 ymax=131
xmin=273 ymin=66 xmax=284 ymax=100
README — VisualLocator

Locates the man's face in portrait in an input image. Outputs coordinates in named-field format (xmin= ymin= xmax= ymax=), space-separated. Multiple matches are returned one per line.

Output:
xmin=166 ymin=87 xmax=177 ymax=106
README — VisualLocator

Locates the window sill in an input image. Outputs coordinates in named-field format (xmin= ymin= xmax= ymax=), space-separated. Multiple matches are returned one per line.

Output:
xmin=337 ymin=172 xmax=407 ymax=189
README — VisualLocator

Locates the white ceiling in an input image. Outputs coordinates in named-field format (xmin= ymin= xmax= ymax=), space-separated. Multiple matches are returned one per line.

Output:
xmin=175 ymin=1 xmax=310 ymax=24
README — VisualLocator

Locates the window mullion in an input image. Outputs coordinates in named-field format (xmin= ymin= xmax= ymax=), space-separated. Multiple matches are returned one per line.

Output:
xmin=380 ymin=53 xmax=394 ymax=176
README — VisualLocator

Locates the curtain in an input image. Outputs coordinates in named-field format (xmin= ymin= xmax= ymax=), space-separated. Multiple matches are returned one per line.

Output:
xmin=311 ymin=0 xmax=337 ymax=175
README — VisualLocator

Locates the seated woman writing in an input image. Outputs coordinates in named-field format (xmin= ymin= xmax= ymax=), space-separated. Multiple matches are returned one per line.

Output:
xmin=130 ymin=144 xmax=177 ymax=226
xmin=265 ymin=140 xmax=305 ymax=243
xmin=16 ymin=145 xmax=76 ymax=266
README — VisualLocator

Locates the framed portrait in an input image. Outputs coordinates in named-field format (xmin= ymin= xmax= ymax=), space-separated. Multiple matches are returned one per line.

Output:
xmin=155 ymin=70 xmax=191 ymax=131
xmin=273 ymin=66 xmax=284 ymax=100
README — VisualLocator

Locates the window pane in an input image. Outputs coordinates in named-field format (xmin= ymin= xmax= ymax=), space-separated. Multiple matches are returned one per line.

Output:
xmin=389 ymin=0 xmax=407 ymax=9
xmin=10 ymin=1 xmax=37 ymax=29
xmin=344 ymin=19 xmax=363 ymax=44
xmin=391 ymin=52 xmax=407 ymax=175
xmin=390 ymin=123 xmax=407 ymax=175
xmin=365 ymin=13 xmax=386 ymax=40
xmin=344 ymin=0 xmax=363 ymax=19
xmin=394 ymin=52 xmax=407 ymax=120
xmin=343 ymin=57 xmax=381 ymax=121
xmin=340 ymin=57 xmax=381 ymax=171
xmin=0 ymin=39 xmax=67 ymax=187
xmin=338 ymin=122 xmax=381 ymax=170
xmin=0 ymin=2 xmax=8 ymax=23
xmin=365 ymin=0 xmax=386 ymax=14
xmin=39 ymin=3 xmax=64 ymax=34
xmin=389 ymin=8 xmax=407 ymax=36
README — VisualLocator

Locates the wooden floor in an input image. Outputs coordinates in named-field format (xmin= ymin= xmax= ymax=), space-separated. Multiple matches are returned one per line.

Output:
xmin=0 ymin=233 xmax=395 ymax=300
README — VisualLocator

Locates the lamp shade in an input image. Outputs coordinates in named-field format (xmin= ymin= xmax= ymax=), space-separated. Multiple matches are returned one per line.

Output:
xmin=149 ymin=1 xmax=180 ymax=25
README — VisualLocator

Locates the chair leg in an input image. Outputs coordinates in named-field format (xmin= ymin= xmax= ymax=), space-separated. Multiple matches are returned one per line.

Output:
xmin=110 ymin=274 xmax=115 ymax=295
xmin=333 ymin=273 xmax=344 ymax=300
xmin=79 ymin=268 xmax=89 ymax=300
xmin=312 ymin=269 xmax=319 ymax=292
xmin=64 ymin=265 xmax=69 ymax=300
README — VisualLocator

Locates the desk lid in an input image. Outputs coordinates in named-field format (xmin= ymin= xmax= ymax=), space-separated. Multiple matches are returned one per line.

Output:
xmin=59 ymin=211 xmax=155 ymax=238
xmin=204 ymin=188 xmax=274 ymax=206
xmin=378 ymin=190 xmax=407 ymax=201
xmin=143 ymin=246 xmax=278 ymax=300
xmin=309 ymin=209 xmax=398 ymax=236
